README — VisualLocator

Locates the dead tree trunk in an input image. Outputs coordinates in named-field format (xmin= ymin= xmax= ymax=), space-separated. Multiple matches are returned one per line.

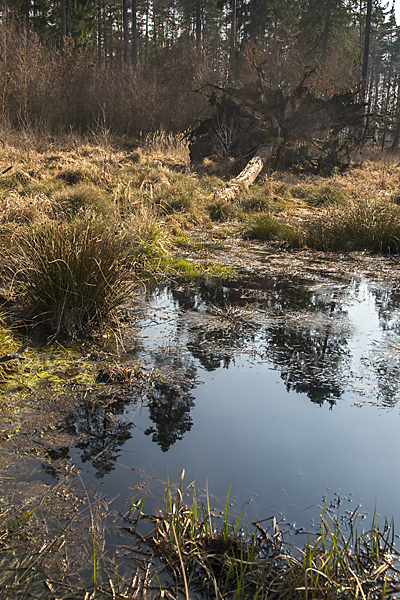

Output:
xmin=215 ymin=144 xmax=274 ymax=201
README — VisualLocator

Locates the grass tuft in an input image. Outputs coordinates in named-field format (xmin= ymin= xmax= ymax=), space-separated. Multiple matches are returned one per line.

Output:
xmin=304 ymin=199 xmax=400 ymax=252
xmin=207 ymin=198 xmax=239 ymax=221
xmin=237 ymin=187 xmax=273 ymax=212
xmin=54 ymin=183 xmax=114 ymax=218
xmin=12 ymin=217 xmax=133 ymax=338
xmin=291 ymin=181 xmax=348 ymax=206
xmin=152 ymin=478 xmax=399 ymax=599
xmin=244 ymin=213 xmax=302 ymax=246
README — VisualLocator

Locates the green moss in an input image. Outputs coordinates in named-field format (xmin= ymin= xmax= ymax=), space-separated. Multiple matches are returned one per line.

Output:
xmin=165 ymin=257 xmax=235 ymax=280
xmin=0 ymin=321 xmax=20 ymax=382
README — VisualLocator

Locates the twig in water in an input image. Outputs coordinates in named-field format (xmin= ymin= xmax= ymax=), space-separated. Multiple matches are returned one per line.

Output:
xmin=0 ymin=340 xmax=29 ymax=363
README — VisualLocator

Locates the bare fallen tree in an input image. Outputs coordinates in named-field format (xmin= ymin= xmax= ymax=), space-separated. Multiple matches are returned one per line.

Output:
xmin=190 ymin=69 xmax=365 ymax=199
xmin=214 ymin=143 xmax=274 ymax=201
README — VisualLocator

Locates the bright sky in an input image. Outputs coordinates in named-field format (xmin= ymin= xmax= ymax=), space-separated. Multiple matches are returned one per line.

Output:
xmin=395 ymin=0 xmax=400 ymax=23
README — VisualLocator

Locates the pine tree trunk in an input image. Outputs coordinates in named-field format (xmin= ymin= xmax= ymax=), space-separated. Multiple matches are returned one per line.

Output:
xmin=230 ymin=0 xmax=236 ymax=79
xmin=196 ymin=0 xmax=201 ymax=49
xmin=123 ymin=0 xmax=129 ymax=64
xmin=97 ymin=0 xmax=102 ymax=65
xmin=103 ymin=0 xmax=108 ymax=65
xmin=132 ymin=0 xmax=138 ymax=68
xmin=321 ymin=0 xmax=331 ymax=64
xmin=61 ymin=0 xmax=66 ymax=48
xmin=361 ymin=0 xmax=372 ymax=98
xmin=391 ymin=75 xmax=400 ymax=149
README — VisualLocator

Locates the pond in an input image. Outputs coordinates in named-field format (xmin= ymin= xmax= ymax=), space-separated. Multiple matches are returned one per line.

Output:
xmin=53 ymin=247 xmax=400 ymax=538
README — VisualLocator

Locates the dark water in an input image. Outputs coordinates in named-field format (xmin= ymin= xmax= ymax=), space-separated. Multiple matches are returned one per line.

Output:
xmin=60 ymin=256 xmax=400 ymax=535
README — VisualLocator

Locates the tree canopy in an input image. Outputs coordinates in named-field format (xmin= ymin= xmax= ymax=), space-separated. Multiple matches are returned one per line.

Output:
xmin=0 ymin=0 xmax=399 ymax=146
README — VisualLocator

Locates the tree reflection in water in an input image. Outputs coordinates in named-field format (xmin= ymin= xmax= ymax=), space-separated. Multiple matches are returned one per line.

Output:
xmin=145 ymin=383 xmax=194 ymax=452
xmin=264 ymin=304 xmax=350 ymax=407
xmin=53 ymin=268 xmax=400 ymax=469
xmin=360 ymin=283 xmax=400 ymax=408
xmin=64 ymin=397 xmax=135 ymax=478
xmin=167 ymin=276 xmax=351 ymax=407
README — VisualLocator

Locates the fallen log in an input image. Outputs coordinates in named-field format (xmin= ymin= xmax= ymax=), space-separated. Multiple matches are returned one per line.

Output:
xmin=214 ymin=143 xmax=274 ymax=201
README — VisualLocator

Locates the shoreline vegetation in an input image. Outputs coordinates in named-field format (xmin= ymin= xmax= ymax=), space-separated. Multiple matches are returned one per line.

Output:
xmin=1 ymin=131 xmax=400 ymax=597
xmin=1 ymin=471 xmax=399 ymax=599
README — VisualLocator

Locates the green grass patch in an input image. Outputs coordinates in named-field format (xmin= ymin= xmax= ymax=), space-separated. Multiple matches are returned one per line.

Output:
xmin=291 ymin=181 xmax=348 ymax=206
xmin=304 ymin=199 xmax=400 ymax=252
xmin=126 ymin=216 xmax=170 ymax=271
xmin=165 ymin=257 xmax=235 ymax=280
xmin=244 ymin=213 xmax=302 ymax=245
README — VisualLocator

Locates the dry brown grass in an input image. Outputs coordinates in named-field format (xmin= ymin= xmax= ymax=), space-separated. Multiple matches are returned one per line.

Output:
xmin=0 ymin=191 xmax=56 ymax=223
xmin=336 ymin=153 xmax=400 ymax=201
xmin=141 ymin=130 xmax=190 ymax=164
xmin=0 ymin=134 xmax=399 ymax=258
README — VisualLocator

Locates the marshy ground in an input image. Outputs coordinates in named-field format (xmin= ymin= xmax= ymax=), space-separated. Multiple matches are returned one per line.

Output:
xmin=1 ymin=131 xmax=400 ymax=598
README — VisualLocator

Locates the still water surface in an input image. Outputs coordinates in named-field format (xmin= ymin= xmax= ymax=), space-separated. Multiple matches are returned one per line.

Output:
xmin=65 ymin=258 xmax=400 ymax=533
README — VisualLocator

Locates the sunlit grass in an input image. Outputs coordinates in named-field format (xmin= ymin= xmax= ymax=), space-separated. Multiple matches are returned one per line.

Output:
xmin=304 ymin=199 xmax=400 ymax=252
xmin=11 ymin=217 xmax=133 ymax=338
xmin=291 ymin=180 xmax=348 ymax=206
xmin=243 ymin=212 xmax=302 ymax=246
xmin=146 ymin=474 xmax=399 ymax=599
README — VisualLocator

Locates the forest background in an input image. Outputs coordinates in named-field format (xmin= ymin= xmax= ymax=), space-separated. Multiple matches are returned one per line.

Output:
xmin=1 ymin=0 xmax=400 ymax=145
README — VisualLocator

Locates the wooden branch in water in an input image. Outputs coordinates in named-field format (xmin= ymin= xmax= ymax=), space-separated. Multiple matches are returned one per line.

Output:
xmin=0 ymin=340 xmax=29 ymax=363
xmin=215 ymin=144 xmax=274 ymax=202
